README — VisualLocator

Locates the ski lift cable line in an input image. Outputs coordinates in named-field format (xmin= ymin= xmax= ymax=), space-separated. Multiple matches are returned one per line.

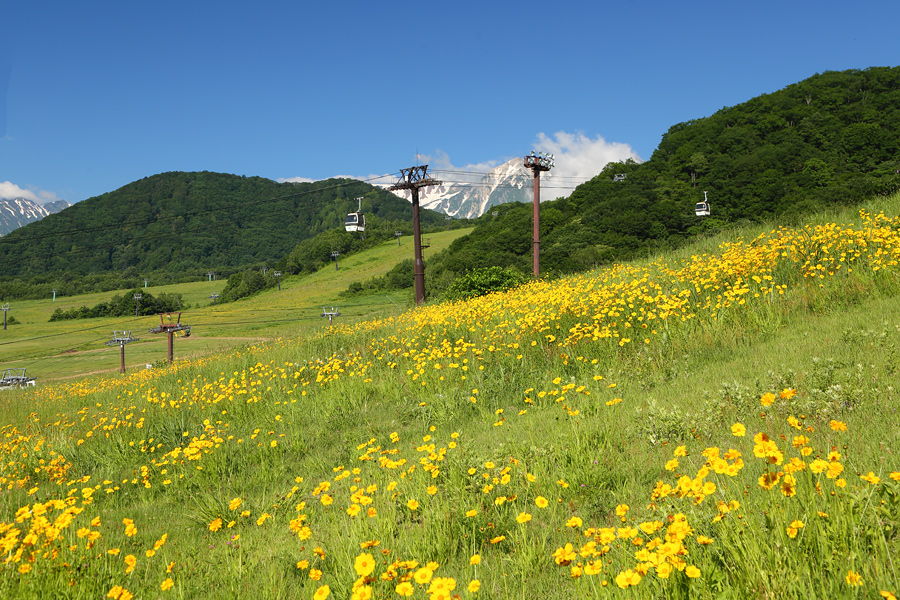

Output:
xmin=0 ymin=174 xmax=399 ymax=247
xmin=0 ymin=299 xmax=399 ymax=350
xmin=0 ymin=314 xmax=148 ymax=347
xmin=430 ymin=169 xmax=592 ymax=183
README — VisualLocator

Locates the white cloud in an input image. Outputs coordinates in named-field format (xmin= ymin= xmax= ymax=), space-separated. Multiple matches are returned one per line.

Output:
xmin=276 ymin=132 xmax=640 ymax=199
xmin=0 ymin=180 xmax=61 ymax=203
xmin=533 ymin=131 xmax=641 ymax=197
xmin=276 ymin=176 xmax=317 ymax=184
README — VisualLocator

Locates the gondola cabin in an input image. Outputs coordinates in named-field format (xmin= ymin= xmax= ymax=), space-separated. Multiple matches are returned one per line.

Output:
xmin=695 ymin=191 xmax=711 ymax=217
xmin=344 ymin=212 xmax=365 ymax=232
xmin=345 ymin=197 xmax=366 ymax=233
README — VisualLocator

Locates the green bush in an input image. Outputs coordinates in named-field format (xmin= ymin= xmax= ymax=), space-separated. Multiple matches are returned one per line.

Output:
xmin=445 ymin=266 xmax=528 ymax=301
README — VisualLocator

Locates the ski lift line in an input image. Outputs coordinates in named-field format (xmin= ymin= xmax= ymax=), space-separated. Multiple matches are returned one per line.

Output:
xmin=428 ymin=168 xmax=591 ymax=182
xmin=0 ymin=315 xmax=148 ymax=347
xmin=0 ymin=175 xmax=399 ymax=247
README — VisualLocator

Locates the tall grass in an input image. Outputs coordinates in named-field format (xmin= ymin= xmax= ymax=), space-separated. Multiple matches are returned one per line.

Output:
xmin=2 ymin=201 xmax=900 ymax=598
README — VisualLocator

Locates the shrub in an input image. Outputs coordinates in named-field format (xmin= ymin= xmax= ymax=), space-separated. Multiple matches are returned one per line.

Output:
xmin=445 ymin=266 xmax=528 ymax=301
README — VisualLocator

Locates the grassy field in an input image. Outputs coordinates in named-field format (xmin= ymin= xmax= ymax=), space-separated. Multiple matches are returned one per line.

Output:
xmin=0 ymin=228 xmax=472 ymax=381
xmin=2 ymin=201 xmax=900 ymax=599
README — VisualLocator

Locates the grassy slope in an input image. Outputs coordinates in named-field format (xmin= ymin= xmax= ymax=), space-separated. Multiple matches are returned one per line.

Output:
xmin=0 ymin=229 xmax=471 ymax=381
xmin=2 ymin=201 xmax=900 ymax=598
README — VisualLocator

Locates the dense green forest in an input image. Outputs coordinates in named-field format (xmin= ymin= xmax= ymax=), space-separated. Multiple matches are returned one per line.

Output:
xmin=0 ymin=172 xmax=451 ymax=299
xmin=427 ymin=67 xmax=900 ymax=284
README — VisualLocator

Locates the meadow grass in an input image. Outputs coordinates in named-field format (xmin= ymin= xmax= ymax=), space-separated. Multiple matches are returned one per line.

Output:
xmin=1 ymin=206 xmax=900 ymax=599
xmin=0 ymin=229 xmax=471 ymax=382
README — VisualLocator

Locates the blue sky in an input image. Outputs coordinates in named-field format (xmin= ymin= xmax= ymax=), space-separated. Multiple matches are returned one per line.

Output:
xmin=1 ymin=0 xmax=898 ymax=204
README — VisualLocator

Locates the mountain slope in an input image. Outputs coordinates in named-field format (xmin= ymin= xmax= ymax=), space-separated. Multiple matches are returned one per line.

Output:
xmin=0 ymin=171 xmax=446 ymax=279
xmin=428 ymin=67 xmax=900 ymax=281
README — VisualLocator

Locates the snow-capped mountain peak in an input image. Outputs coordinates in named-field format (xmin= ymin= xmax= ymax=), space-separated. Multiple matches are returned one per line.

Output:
xmin=387 ymin=158 xmax=535 ymax=218
xmin=0 ymin=197 xmax=71 ymax=235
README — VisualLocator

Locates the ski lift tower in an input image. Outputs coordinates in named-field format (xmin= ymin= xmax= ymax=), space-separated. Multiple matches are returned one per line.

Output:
xmin=148 ymin=313 xmax=192 ymax=364
xmin=106 ymin=330 xmax=139 ymax=374
xmin=1 ymin=304 xmax=9 ymax=331
xmin=524 ymin=151 xmax=554 ymax=278
xmin=0 ymin=368 xmax=36 ymax=390
xmin=388 ymin=165 xmax=443 ymax=306
xmin=273 ymin=271 xmax=282 ymax=291
xmin=321 ymin=307 xmax=341 ymax=324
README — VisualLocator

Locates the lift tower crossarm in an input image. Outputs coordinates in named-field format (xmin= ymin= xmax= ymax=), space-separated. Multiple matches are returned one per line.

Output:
xmin=389 ymin=165 xmax=443 ymax=306
xmin=148 ymin=313 xmax=192 ymax=363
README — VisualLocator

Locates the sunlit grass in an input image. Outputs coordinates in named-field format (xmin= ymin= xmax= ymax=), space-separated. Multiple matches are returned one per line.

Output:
xmin=1 ymin=203 xmax=900 ymax=598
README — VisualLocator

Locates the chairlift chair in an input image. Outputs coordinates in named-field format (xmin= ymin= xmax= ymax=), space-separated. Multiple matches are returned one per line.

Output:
xmin=345 ymin=197 xmax=366 ymax=233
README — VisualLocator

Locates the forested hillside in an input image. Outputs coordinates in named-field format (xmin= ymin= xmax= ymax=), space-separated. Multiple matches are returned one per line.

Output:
xmin=429 ymin=67 xmax=900 ymax=282
xmin=0 ymin=172 xmax=448 ymax=298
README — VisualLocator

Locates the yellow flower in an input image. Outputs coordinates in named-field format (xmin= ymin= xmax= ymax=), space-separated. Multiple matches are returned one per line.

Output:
xmin=160 ymin=578 xmax=174 ymax=591
xmin=354 ymin=552 xmax=376 ymax=578
xmin=786 ymin=520 xmax=804 ymax=538
xmin=845 ymin=570 xmax=863 ymax=586
xmin=731 ymin=423 xmax=746 ymax=437
xmin=313 ymin=585 xmax=331 ymax=600
xmin=615 ymin=569 xmax=641 ymax=588
xmin=685 ymin=565 xmax=701 ymax=578
xmin=861 ymin=471 xmax=881 ymax=485
xmin=760 ymin=392 xmax=776 ymax=407
xmin=229 ymin=498 xmax=242 ymax=511
xmin=829 ymin=420 xmax=848 ymax=432
xmin=413 ymin=567 xmax=433 ymax=585
xmin=516 ymin=512 xmax=532 ymax=524
xmin=535 ymin=496 xmax=549 ymax=508
xmin=406 ymin=499 xmax=419 ymax=511
xmin=395 ymin=581 xmax=414 ymax=596
xmin=465 ymin=508 xmax=478 ymax=517
xmin=566 ymin=516 xmax=583 ymax=528
xmin=208 ymin=518 xmax=223 ymax=532
xmin=467 ymin=579 xmax=481 ymax=593
xmin=124 ymin=554 xmax=137 ymax=573
xmin=779 ymin=388 xmax=796 ymax=400
xmin=470 ymin=554 xmax=481 ymax=565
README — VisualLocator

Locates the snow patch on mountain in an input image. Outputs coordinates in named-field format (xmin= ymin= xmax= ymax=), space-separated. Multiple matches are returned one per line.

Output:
xmin=0 ymin=197 xmax=71 ymax=235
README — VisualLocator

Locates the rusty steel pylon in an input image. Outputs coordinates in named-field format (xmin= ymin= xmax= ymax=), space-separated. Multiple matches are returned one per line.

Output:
xmin=148 ymin=313 xmax=192 ymax=363
xmin=524 ymin=151 xmax=554 ymax=278
xmin=389 ymin=165 xmax=443 ymax=305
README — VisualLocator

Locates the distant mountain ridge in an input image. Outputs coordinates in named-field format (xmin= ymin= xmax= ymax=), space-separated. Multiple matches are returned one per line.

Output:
xmin=0 ymin=171 xmax=447 ymax=280
xmin=0 ymin=197 xmax=71 ymax=235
